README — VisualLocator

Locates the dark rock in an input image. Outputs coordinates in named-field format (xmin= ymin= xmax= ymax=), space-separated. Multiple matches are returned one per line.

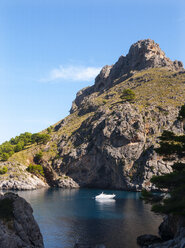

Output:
xmin=0 ymin=192 xmax=44 ymax=248
xmin=74 ymin=243 xmax=106 ymax=248
xmin=137 ymin=234 xmax=162 ymax=246
xmin=159 ymin=215 xmax=185 ymax=241
xmin=139 ymin=215 xmax=185 ymax=248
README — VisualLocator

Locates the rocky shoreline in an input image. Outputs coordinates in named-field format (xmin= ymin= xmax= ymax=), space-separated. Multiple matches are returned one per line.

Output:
xmin=137 ymin=215 xmax=185 ymax=248
xmin=0 ymin=161 xmax=48 ymax=190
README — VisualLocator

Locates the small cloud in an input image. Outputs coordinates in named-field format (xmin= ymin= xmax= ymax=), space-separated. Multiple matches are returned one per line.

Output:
xmin=41 ymin=65 xmax=102 ymax=82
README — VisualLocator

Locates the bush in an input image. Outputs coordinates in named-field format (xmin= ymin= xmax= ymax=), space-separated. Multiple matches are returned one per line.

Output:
xmin=26 ymin=164 xmax=44 ymax=176
xmin=0 ymin=166 xmax=8 ymax=174
xmin=1 ymin=153 xmax=10 ymax=161
xmin=0 ymin=131 xmax=50 ymax=161
xmin=14 ymin=142 xmax=24 ymax=152
xmin=32 ymin=133 xmax=50 ymax=145
xmin=120 ymin=88 xmax=136 ymax=102
xmin=34 ymin=152 xmax=43 ymax=164
xmin=47 ymin=126 xmax=53 ymax=134
xmin=178 ymin=105 xmax=185 ymax=121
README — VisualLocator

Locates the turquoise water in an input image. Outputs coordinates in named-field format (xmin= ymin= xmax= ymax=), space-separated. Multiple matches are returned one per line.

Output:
xmin=17 ymin=188 xmax=162 ymax=248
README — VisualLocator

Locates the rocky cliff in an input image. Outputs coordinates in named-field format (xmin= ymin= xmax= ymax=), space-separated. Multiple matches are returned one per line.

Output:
xmin=1 ymin=39 xmax=185 ymax=190
xmin=0 ymin=192 xmax=44 ymax=248
xmin=137 ymin=215 xmax=185 ymax=248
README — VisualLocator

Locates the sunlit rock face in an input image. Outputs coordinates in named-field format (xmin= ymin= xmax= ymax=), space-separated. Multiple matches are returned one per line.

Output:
xmin=2 ymin=39 xmax=184 ymax=191
xmin=71 ymin=39 xmax=183 ymax=113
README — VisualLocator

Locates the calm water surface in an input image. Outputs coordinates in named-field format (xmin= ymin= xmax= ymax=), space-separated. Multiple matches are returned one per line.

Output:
xmin=16 ymin=188 xmax=162 ymax=248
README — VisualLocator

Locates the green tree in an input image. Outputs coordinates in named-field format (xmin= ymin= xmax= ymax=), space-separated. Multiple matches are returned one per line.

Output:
xmin=32 ymin=133 xmax=50 ymax=145
xmin=1 ymin=153 xmax=10 ymax=161
xmin=14 ymin=142 xmax=24 ymax=152
xmin=26 ymin=164 xmax=44 ymax=177
xmin=34 ymin=151 xmax=43 ymax=164
xmin=0 ymin=166 xmax=8 ymax=174
xmin=120 ymin=88 xmax=136 ymax=102
xmin=141 ymin=105 xmax=185 ymax=216
xmin=47 ymin=126 xmax=53 ymax=134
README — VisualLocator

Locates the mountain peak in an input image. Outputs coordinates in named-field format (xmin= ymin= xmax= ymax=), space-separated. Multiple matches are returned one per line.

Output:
xmin=93 ymin=39 xmax=183 ymax=92
xmin=127 ymin=39 xmax=183 ymax=71
xmin=70 ymin=39 xmax=184 ymax=113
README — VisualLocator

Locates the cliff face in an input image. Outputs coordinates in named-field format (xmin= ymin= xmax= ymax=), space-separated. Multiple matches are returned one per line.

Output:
xmin=70 ymin=39 xmax=183 ymax=113
xmin=0 ymin=192 xmax=44 ymax=248
xmin=1 ymin=39 xmax=185 ymax=191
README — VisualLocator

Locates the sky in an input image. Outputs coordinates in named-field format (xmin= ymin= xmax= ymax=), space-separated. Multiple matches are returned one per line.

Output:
xmin=0 ymin=0 xmax=185 ymax=143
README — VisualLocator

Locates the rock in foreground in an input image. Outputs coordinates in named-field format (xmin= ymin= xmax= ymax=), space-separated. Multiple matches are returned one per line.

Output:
xmin=138 ymin=215 xmax=185 ymax=248
xmin=137 ymin=234 xmax=162 ymax=246
xmin=0 ymin=192 xmax=44 ymax=248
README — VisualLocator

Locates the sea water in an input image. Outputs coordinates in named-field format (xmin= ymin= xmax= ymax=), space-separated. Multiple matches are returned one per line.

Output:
xmin=17 ymin=188 xmax=162 ymax=248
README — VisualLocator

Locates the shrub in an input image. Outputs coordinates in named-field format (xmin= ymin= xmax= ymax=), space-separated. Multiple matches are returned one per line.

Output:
xmin=0 ymin=131 xmax=50 ymax=161
xmin=14 ymin=142 xmax=24 ymax=152
xmin=120 ymin=88 xmax=136 ymax=102
xmin=26 ymin=164 xmax=44 ymax=176
xmin=1 ymin=153 xmax=10 ymax=161
xmin=0 ymin=166 xmax=8 ymax=174
xmin=34 ymin=151 xmax=43 ymax=164
xmin=178 ymin=105 xmax=185 ymax=121
xmin=47 ymin=126 xmax=53 ymax=134
xmin=32 ymin=133 xmax=50 ymax=145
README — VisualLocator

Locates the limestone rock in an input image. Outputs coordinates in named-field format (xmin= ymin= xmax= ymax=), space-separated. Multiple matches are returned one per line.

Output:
xmin=54 ymin=103 xmax=183 ymax=190
xmin=0 ymin=161 xmax=48 ymax=190
xmin=3 ymin=39 xmax=185 ymax=191
xmin=56 ymin=176 xmax=80 ymax=188
xmin=71 ymin=39 xmax=184 ymax=114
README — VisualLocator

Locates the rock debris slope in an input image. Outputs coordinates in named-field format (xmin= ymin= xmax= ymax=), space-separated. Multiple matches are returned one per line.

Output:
xmin=1 ymin=39 xmax=185 ymax=190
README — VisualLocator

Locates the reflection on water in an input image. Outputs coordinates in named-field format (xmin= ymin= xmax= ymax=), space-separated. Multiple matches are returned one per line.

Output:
xmin=95 ymin=198 xmax=115 ymax=204
xmin=8 ymin=188 xmax=162 ymax=248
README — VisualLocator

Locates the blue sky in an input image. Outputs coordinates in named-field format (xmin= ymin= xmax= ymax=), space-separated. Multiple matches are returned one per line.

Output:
xmin=0 ymin=0 xmax=185 ymax=143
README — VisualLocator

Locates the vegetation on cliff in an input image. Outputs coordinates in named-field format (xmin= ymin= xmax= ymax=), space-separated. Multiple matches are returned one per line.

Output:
xmin=0 ymin=132 xmax=50 ymax=161
xmin=142 ymin=105 xmax=185 ymax=216
xmin=26 ymin=164 xmax=44 ymax=177
xmin=0 ymin=39 xmax=185 ymax=190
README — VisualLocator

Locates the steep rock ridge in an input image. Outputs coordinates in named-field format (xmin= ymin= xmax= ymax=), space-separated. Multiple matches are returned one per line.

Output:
xmin=1 ymin=39 xmax=185 ymax=190
xmin=70 ymin=39 xmax=183 ymax=114
xmin=0 ymin=192 xmax=44 ymax=248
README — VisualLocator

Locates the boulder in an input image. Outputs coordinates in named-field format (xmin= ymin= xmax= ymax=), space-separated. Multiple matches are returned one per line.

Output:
xmin=137 ymin=234 xmax=162 ymax=246
xmin=0 ymin=192 xmax=44 ymax=248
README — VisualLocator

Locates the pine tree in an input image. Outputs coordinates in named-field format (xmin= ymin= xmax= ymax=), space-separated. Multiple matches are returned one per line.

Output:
xmin=141 ymin=105 xmax=185 ymax=216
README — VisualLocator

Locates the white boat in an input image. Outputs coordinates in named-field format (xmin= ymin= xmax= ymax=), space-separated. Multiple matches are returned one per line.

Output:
xmin=95 ymin=192 xmax=116 ymax=199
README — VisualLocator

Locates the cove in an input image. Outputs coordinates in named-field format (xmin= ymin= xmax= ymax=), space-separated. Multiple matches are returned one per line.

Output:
xmin=17 ymin=188 xmax=162 ymax=248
